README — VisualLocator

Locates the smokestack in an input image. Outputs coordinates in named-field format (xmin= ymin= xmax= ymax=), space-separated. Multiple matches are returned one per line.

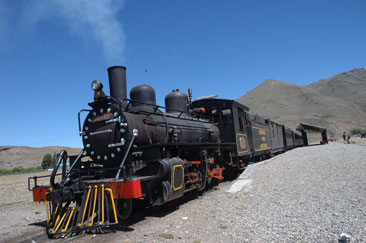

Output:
xmin=107 ymin=66 xmax=127 ymax=103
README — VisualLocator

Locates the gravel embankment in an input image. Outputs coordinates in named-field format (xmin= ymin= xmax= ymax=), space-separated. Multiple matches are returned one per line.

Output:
xmin=217 ymin=142 xmax=366 ymax=242
xmin=6 ymin=142 xmax=366 ymax=242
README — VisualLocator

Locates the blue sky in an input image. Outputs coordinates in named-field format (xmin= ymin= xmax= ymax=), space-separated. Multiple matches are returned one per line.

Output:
xmin=0 ymin=0 xmax=365 ymax=148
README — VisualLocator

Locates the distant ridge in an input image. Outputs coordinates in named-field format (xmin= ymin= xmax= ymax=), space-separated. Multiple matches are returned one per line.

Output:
xmin=237 ymin=68 xmax=366 ymax=137
xmin=0 ymin=146 xmax=81 ymax=170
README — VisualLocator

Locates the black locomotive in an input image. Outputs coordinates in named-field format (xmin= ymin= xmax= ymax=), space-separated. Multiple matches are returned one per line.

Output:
xmin=29 ymin=66 xmax=306 ymax=236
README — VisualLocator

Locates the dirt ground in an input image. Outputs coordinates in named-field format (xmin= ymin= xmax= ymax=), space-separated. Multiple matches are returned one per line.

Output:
xmin=0 ymin=170 xmax=232 ymax=243
xmin=0 ymin=171 xmax=52 ymax=242
xmin=334 ymin=136 xmax=366 ymax=145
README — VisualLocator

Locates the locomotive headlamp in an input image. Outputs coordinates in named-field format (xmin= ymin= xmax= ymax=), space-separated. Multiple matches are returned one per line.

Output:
xmin=91 ymin=80 xmax=103 ymax=91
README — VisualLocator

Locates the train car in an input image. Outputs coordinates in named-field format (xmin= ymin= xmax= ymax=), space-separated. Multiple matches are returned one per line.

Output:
xmin=246 ymin=114 xmax=271 ymax=159
xmin=294 ymin=132 xmax=304 ymax=146
xmin=191 ymin=99 xmax=272 ymax=163
xmin=283 ymin=126 xmax=295 ymax=149
xmin=266 ymin=119 xmax=285 ymax=154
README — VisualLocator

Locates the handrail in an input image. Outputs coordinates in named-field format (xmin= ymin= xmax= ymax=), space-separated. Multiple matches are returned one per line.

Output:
xmin=50 ymin=150 xmax=68 ymax=189
xmin=78 ymin=109 xmax=92 ymax=136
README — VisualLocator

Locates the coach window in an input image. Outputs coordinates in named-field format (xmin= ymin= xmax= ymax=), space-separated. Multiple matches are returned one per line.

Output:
xmin=221 ymin=109 xmax=232 ymax=123
xmin=212 ymin=107 xmax=220 ymax=122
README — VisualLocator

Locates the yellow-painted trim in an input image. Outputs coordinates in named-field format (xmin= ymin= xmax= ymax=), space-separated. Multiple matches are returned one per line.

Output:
xmin=99 ymin=184 xmax=105 ymax=225
xmin=172 ymin=164 xmax=184 ymax=190
xmin=50 ymin=205 xmax=68 ymax=234
xmin=252 ymin=127 xmax=270 ymax=152
xmin=45 ymin=192 xmax=49 ymax=223
xmin=50 ymin=208 xmax=69 ymax=233
xmin=254 ymin=146 xmax=270 ymax=152
xmin=52 ymin=208 xmax=68 ymax=233
xmin=105 ymin=188 xmax=118 ymax=223
xmin=49 ymin=203 xmax=60 ymax=228
xmin=77 ymin=185 xmax=92 ymax=226
xmin=236 ymin=133 xmax=249 ymax=154
xmin=61 ymin=207 xmax=75 ymax=232
xmin=88 ymin=185 xmax=98 ymax=226
xmin=252 ymin=126 xmax=269 ymax=132
xmin=54 ymin=203 xmax=60 ymax=216
xmin=51 ymin=214 xmax=60 ymax=232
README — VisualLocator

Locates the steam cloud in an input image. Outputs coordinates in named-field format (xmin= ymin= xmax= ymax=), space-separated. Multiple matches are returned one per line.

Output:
xmin=23 ymin=0 xmax=126 ymax=64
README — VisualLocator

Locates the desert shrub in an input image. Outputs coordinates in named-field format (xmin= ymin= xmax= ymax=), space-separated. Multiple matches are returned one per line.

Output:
xmin=41 ymin=153 xmax=59 ymax=169
xmin=42 ymin=153 xmax=53 ymax=169
xmin=350 ymin=128 xmax=366 ymax=135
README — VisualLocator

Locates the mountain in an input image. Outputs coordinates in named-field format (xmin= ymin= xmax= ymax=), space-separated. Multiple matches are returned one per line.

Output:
xmin=237 ymin=68 xmax=366 ymax=138
xmin=0 ymin=146 xmax=81 ymax=170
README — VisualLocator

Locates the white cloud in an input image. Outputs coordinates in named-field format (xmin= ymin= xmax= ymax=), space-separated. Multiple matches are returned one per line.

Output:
xmin=22 ymin=0 xmax=126 ymax=64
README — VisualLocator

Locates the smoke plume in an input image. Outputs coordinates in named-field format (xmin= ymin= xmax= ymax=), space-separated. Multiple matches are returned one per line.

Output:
xmin=23 ymin=0 xmax=126 ymax=64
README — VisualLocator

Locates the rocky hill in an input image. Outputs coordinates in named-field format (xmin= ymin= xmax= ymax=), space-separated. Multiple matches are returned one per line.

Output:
xmin=0 ymin=146 xmax=81 ymax=170
xmin=237 ymin=68 xmax=366 ymax=138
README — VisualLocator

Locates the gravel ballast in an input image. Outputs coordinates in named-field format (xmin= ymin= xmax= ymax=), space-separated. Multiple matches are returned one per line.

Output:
xmin=218 ymin=142 xmax=366 ymax=242
xmin=3 ymin=142 xmax=366 ymax=242
xmin=99 ymin=142 xmax=365 ymax=242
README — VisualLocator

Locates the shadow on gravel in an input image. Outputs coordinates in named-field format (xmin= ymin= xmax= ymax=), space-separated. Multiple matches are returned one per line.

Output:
xmin=119 ymin=190 xmax=205 ymax=226
xmin=24 ymin=187 xmax=221 ymax=239
xmin=29 ymin=220 xmax=47 ymax=227
xmin=112 ymin=186 xmax=222 ymax=232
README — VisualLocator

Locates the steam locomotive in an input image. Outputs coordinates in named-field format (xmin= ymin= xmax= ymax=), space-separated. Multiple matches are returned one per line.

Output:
xmin=29 ymin=66 xmax=306 ymax=236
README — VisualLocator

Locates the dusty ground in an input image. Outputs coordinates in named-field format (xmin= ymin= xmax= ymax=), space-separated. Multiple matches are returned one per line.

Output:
xmin=334 ymin=136 xmax=366 ymax=145
xmin=2 ymin=142 xmax=366 ymax=242
xmin=0 ymin=171 xmax=51 ymax=242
